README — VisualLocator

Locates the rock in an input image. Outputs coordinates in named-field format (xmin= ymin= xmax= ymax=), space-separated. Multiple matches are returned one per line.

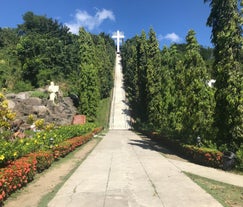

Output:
xmin=6 ymin=90 xmax=77 ymax=126
xmin=7 ymin=100 xmax=15 ymax=109
xmin=11 ymin=119 xmax=24 ymax=132
xmin=32 ymin=105 xmax=49 ymax=116
xmin=25 ymin=97 xmax=42 ymax=106
xmin=15 ymin=92 xmax=30 ymax=100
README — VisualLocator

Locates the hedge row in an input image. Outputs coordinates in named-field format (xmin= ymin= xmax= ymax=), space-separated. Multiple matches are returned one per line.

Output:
xmin=140 ymin=131 xmax=223 ymax=169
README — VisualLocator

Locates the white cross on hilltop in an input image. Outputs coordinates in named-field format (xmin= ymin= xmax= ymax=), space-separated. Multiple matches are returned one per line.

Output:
xmin=112 ymin=30 xmax=125 ymax=54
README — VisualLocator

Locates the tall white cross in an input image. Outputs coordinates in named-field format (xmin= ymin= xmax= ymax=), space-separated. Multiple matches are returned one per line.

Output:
xmin=112 ymin=30 xmax=124 ymax=53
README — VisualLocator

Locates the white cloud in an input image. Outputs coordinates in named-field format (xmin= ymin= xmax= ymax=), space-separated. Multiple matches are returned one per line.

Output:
xmin=65 ymin=9 xmax=115 ymax=34
xmin=158 ymin=32 xmax=182 ymax=43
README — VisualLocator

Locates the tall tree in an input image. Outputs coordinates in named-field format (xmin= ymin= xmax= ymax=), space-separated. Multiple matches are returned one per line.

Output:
xmin=78 ymin=28 xmax=100 ymax=121
xmin=182 ymin=30 xmax=215 ymax=143
xmin=146 ymin=28 xmax=163 ymax=130
xmin=136 ymin=31 xmax=148 ymax=122
xmin=160 ymin=46 xmax=176 ymax=134
xmin=205 ymin=0 xmax=243 ymax=150
xmin=120 ymin=36 xmax=139 ymax=120
xmin=169 ymin=45 xmax=187 ymax=136
xmin=92 ymin=35 xmax=113 ymax=99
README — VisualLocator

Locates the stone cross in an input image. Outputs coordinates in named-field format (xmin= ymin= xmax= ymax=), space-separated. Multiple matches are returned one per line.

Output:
xmin=112 ymin=30 xmax=124 ymax=53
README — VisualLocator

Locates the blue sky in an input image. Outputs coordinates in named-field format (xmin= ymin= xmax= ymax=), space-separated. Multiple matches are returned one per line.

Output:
xmin=0 ymin=0 xmax=213 ymax=47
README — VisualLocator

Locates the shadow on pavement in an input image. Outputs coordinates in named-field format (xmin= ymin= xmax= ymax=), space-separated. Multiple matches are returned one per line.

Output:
xmin=128 ymin=133 xmax=189 ymax=162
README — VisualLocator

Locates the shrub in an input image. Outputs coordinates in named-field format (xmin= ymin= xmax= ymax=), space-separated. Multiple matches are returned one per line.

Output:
xmin=30 ymin=151 xmax=54 ymax=173
xmin=235 ymin=144 xmax=243 ymax=171
xmin=139 ymin=129 xmax=224 ymax=169
xmin=0 ymin=93 xmax=16 ymax=130
xmin=26 ymin=114 xmax=35 ymax=124
xmin=0 ymin=156 xmax=36 ymax=204
xmin=0 ymin=123 xmax=97 ymax=167
xmin=30 ymin=91 xmax=49 ymax=99
xmin=34 ymin=119 xmax=45 ymax=130
xmin=13 ymin=81 xmax=33 ymax=93
xmin=182 ymin=145 xmax=223 ymax=168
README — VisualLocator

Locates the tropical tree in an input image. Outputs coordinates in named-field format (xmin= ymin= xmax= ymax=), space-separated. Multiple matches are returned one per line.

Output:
xmin=136 ymin=31 xmax=148 ymax=122
xmin=78 ymin=28 xmax=100 ymax=121
xmin=160 ymin=46 xmax=176 ymax=134
xmin=146 ymin=28 xmax=163 ymax=130
xmin=92 ymin=35 xmax=113 ymax=99
xmin=121 ymin=37 xmax=139 ymax=119
xmin=182 ymin=30 xmax=215 ymax=143
xmin=204 ymin=0 xmax=243 ymax=150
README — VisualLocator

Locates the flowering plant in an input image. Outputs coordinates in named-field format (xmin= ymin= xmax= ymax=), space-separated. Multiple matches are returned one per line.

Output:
xmin=0 ymin=125 xmax=102 ymax=205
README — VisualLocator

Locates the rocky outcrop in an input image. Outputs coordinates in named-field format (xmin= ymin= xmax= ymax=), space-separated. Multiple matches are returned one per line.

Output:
xmin=6 ymin=91 xmax=77 ymax=128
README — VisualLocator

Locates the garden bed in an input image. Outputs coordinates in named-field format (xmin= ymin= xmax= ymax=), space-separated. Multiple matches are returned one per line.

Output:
xmin=0 ymin=125 xmax=103 ymax=205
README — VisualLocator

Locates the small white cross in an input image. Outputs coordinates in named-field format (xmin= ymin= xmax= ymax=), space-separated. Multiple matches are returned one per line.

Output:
xmin=112 ymin=30 xmax=125 ymax=53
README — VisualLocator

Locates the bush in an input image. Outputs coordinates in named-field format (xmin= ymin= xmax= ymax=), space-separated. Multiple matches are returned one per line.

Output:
xmin=235 ymin=144 xmax=243 ymax=171
xmin=0 ymin=123 xmax=97 ymax=167
xmin=0 ymin=156 xmax=37 ymax=204
xmin=139 ymin=129 xmax=224 ymax=169
xmin=0 ymin=93 xmax=16 ymax=130
xmin=30 ymin=91 xmax=49 ymax=99
xmin=31 ymin=151 xmax=54 ymax=173
xmin=13 ymin=81 xmax=33 ymax=93
xmin=182 ymin=145 xmax=223 ymax=168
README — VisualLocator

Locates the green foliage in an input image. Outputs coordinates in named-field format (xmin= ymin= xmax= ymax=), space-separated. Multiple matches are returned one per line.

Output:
xmin=0 ymin=29 xmax=22 ymax=90
xmin=78 ymin=64 xmax=100 ymax=121
xmin=30 ymin=91 xmax=49 ymax=99
xmin=0 ymin=123 xmax=96 ymax=165
xmin=122 ymin=2 xmax=242 ymax=154
xmin=77 ymin=28 xmax=100 ymax=121
xmin=0 ymin=126 xmax=102 ymax=204
xmin=13 ymin=80 xmax=33 ymax=93
xmin=92 ymin=34 xmax=114 ymax=99
xmin=1 ymin=11 xmax=115 ymax=123
xmin=121 ymin=36 xmax=140 ymax=119
xmin=33 ymin=151 xmax=54 ymax=173
xmin=146 ymin=28 xmax=163 ymax=129
xmin=0 ymin=93 xmax=16 ymax=130
xmin=122 ymin=29 xmax=216 ymax=143
xmin=180 ymin=30 xmax=215 ymax=143
xmin=182 ymin=145 xmax=223 ymax=168
xmin=95 ymin=97 xmax=112 ymax=129
xmin=205 ymin=0 xmax=243 ymax=150
xmin=235 ymin=144 xmax=243 ymax=170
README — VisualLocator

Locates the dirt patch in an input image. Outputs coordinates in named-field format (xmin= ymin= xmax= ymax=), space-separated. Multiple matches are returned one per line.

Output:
xmin=4 ymin=137 xmax=101 ymax=207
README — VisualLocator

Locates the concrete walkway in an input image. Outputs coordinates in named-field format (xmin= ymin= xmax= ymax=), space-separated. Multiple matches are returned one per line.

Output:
xmin=168 ymin=158 xmax=243 ymax=187
xmin=48 ymin=130 xmax=223 ymax=207
xmin=109 ymin=54 xmax=130 ymax=130
xmin=47 ymin=54 xmax=230 ymax=206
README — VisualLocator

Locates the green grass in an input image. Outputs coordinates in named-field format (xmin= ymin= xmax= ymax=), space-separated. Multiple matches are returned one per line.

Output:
xmin=185 ymin=172 xmax=243 ymax=207
xmin=95 ymin=96 xmax=112 ymax=129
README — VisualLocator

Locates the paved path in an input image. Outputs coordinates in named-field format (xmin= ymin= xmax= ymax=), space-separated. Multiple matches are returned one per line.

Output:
xmin=109 ymin=54 xmax=130 ymax=130
xmin=168 ymin=159 xmax=243 ymax=187
xmin=48 ymin=130 xmax=223 ymax=207
xmin=48 ymin=54 xmax=226 ymax=206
